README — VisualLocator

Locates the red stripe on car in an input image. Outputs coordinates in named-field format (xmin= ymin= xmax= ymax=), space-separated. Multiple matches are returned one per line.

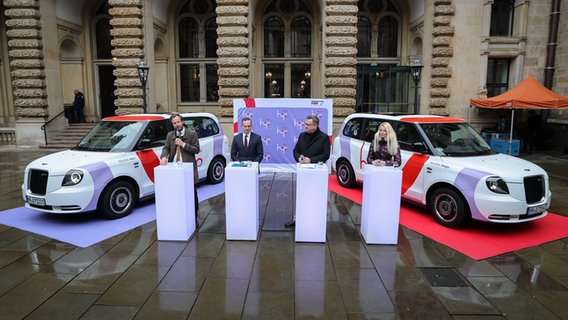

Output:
xmin=136 ymin=150 xmax=160 ymax=183
xmin=401 ymin=153 xmax=429 ymax=194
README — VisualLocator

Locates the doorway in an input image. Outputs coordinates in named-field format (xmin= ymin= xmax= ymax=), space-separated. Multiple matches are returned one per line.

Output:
xmin=98 ymin=65 xmax=117 ymax=118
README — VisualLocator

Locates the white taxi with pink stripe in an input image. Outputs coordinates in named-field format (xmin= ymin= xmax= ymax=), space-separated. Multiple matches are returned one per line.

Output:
xmin=22 ymin=113 xmax=230 ymax=219
xmin=331 ymin=113 xmax=551 ymax=228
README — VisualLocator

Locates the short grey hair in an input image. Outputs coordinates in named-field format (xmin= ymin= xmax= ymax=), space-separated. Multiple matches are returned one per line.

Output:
xmin=306 ymin=115 xmax=319 ymax=126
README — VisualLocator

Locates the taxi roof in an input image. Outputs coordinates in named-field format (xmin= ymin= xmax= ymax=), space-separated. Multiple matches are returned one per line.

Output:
xmin=102 ymin=112 xmax=215 ymax=122
xmin=346 ymin=113 xmax=466 ymax=123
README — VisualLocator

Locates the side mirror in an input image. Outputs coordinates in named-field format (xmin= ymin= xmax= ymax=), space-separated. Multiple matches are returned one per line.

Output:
xmin=138 ymin=139 xmax=152 ymax=150
xmin=413 ymin=142 xmax=428 ymax=154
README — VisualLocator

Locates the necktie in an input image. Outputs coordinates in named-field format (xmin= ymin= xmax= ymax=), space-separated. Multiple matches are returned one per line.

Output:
xmin=244 ymin=134 xmax=249 ymax=152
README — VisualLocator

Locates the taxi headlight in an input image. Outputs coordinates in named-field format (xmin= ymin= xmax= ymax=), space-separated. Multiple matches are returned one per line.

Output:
xmin=486 ymin=176 xmax=509 ymax=194
xmin=62 ymin=170 xmax=84 ymax=186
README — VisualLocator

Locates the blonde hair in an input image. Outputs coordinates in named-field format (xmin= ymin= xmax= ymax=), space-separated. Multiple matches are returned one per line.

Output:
xmin=373 ymin=122 xmax=399 ymax=155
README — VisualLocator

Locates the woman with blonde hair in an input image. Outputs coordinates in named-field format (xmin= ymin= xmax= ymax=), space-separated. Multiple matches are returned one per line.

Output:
xmin=366 ymin=122 xmax=401 ymax=166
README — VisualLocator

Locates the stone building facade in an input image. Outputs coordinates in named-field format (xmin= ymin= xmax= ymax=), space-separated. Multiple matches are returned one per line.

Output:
xmin=0 ymin=0 xmax=567 ymax=150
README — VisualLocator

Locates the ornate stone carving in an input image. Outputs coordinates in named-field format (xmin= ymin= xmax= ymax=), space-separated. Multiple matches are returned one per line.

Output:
xmin=216 ymin=0 xmax=249 ymax=116
xmin=4 ymin=0 xmax=46 ymax=119
xmin=109 ymin=0 xmax=144 ymax=114
xmin=429 ymin=0 xmax=454 ymax=115
xmin=324 ymin=0 xmax=358 ymax=117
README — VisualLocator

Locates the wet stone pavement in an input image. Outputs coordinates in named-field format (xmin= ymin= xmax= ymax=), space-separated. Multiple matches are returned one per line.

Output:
xmin=0 ymin=147 xmax=567 ymax=319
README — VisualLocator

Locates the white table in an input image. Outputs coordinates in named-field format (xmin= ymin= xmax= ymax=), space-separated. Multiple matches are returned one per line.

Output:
xmin=295 ymin=163 xmax=328 ymax=242
xmin=361 ymin=165 xmax=402 ymax=244
xmin=225 ymin=162 xmax=259 ymax=240
xmin=154 ymin=163 xmax=195 ymax=241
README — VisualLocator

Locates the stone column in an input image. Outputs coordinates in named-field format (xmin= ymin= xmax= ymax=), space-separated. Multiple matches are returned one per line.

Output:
xmin=4 ymin=1 xmax=46 ymax=119
xmin=429 ymin=0 xmax=455 ymax=116
xmin=108 ymin=0 xmax=144 ymax=115
xmin=216 ymin=0 xmax=250 ymax=118
xmin=324 ymin=0 xmax=358 ymax=117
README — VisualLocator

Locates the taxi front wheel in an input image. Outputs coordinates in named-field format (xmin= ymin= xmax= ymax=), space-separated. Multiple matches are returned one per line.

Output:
xmin=207 ymin=156 xmax=225 ymax=184
xmin=336 ymin=160 xmax=356 ymax=188
xmin=98 ymin=180 xmax=137 ymax=219
xmin=429 ymin=187 xmax=469 ymax=228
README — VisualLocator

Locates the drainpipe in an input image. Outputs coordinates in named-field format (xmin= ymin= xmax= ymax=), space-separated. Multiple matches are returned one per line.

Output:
xmin=544 ymin=0 xmax=561 ymax=89
xmin=542 ymin=0 xmax=561 ymax=124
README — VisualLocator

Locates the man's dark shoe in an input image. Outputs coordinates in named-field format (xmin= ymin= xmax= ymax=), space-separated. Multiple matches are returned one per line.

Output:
xmin=285 ymin=220 xmax=295 ymax=228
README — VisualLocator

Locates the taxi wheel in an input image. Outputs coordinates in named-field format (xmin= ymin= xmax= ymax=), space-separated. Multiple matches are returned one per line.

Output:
xmin=207 ymin=156 xmax=225 ymax=184
xmin=336 ymin=160 xmax=356 ymax=188
xmin=429 ymin=187 xmax=469 ymax=228
xmin=98 ymin=180 xmax=137 ymax=219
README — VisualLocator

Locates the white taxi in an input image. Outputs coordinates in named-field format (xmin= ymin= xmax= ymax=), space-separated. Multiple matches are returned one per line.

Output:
xmin=22 ymin=113 xmax=230 ymax=219
xmin=331 ymin=113 xmax=551 ymax=228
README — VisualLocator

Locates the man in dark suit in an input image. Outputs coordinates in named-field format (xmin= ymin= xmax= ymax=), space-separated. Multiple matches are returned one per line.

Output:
xmin=160 ymin=114 xmax=201 ymax=226
xmin=285 ymin=114 xmax=330 ymax=228
xmin=231 ymin=117 xmax=264 ymax=163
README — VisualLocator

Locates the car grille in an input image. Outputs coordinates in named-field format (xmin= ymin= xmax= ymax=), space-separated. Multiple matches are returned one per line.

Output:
xmin=524 ymin=175 xmax=544 ymax=204
xmin=29 ymin=169 xmax=48 ymax=195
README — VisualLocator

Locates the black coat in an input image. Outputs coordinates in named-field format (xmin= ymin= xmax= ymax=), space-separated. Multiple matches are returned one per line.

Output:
xmin=293 ymin=127 xmax=330 ymax=163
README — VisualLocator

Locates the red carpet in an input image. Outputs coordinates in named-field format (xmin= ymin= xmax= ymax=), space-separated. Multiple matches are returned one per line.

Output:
xmin=328 ymin=175 xmax=568 ymax=260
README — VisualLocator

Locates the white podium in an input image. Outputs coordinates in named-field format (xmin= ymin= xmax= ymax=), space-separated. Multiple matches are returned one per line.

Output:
xmin=361 ymin=165 xmax=402 ymax=244
xmin=295 ymin=163 xmax=328 ymax=242
xmin=154 ymin=163 xmax=195 ymax=241
xmin=225 ymin=162 xmax=259 ymax=240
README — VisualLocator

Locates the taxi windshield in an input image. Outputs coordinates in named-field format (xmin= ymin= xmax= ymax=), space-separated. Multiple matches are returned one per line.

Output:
xmin=75 ymin=121 xmax=145 ymax=152
xmin=420 ymin=122 xmax=495 ymax=156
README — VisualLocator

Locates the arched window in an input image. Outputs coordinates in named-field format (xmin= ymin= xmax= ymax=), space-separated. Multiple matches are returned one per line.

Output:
xmin=205 ymin=18 xmax=218 ymax=58
xmin=179 ymin=18 xmax=199 ymax=58
xmin=356 ymin=0 xmax=404 ymax=113
xmin=357 ymin=17 xmax=371 ymax=57
xmin=378 ymin=16 xmax=398 ymax=57
xmin=264 ymin=17 xmax=284 ymax=58
xmin=94 ymin=3 xmax=112 ymax=59
xmin=95 ymin=19 xmax=112 ymax=59
xmin=176 ymin=0 xmax=218 ymax=103
xmin=291 ymin=16 xmax=311 ymax=57
xmin=262 ymin=0 xmax=313 ymax=98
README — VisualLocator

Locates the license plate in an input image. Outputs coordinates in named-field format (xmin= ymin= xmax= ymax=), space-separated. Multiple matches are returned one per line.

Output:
xmin=527 ymin=204 xmax=547 ymax=215
xmin=27 ymin=195 xmax=46 ymax=206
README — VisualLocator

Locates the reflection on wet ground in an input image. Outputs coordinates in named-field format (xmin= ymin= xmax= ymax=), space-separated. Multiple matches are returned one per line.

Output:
xmin=0 ymin=148 xmax=567 ymax=319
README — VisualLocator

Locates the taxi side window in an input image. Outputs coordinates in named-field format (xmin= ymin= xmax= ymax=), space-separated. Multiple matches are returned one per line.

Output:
xmin=342 ymin=118 xmax=362 ymax=139
xmin=363 ymin=119 xmax=381 ymax=142
xmin=397 ymin=122 xmax=427 ymax=153
xmin=140 ymin=120 xmax=168 ymax=148
xmin=184 ymin=117 xmax=219 ymax=138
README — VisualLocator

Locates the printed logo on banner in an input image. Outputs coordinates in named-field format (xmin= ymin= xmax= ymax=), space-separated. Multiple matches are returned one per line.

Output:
xmin=233 ymin=98 xmax=333 ymax=171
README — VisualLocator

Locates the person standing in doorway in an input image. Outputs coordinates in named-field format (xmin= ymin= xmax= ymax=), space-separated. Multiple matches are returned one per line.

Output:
xmin=73 ymin=89 xmax=85 ymax=123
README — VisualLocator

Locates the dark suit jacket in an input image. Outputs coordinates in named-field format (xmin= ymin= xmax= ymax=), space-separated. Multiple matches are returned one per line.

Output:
xmin=231 ymin=132 xmax=263 ymax=162
xmin=160 ymin=128 xmax=200 ymax=183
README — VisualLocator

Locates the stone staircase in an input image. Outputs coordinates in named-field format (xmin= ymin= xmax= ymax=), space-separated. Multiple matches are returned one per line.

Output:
xmin=40 ymin=123 xmax=97 ymax=150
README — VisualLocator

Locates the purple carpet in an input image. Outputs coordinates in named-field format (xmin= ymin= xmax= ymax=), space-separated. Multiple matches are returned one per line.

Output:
xmin=0 ymin=182 xmax=225 ymax=248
